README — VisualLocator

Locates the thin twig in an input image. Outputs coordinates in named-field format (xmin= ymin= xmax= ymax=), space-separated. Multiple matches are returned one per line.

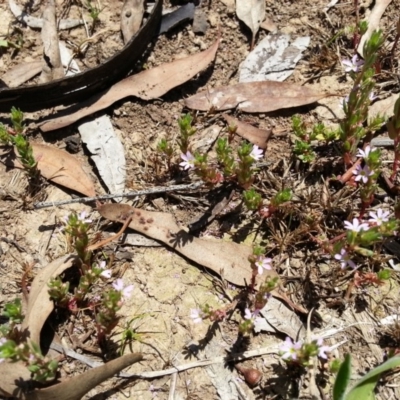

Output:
xmin=33 ymin=182 xmax=204 ymax=209
xmin=0 ymin=237 xmax=27 ymax=252
xmin=50 ymin=341 xmax=280 ymax=379
xmin=168 ymin=372 xmax=177 ymax=400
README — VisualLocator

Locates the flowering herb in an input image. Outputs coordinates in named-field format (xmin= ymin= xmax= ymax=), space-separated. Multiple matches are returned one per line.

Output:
xmin=341 ymin=54 xmax=364 ymax=73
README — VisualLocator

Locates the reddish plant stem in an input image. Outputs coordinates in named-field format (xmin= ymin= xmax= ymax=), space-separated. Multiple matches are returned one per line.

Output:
xmin=390 ymin=138 xmax=400 ymax=182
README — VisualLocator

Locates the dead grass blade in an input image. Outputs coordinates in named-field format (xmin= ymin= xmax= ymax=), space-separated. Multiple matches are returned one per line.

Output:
xmin=7 ymin=143 xmax=96 ymax=197
xmin=223 ymin=114 xmax=271 ymax=149
xmin=40 ymin=38 xmax=220 ymax=132
xmin=185 ymin=81 xmax=328 ymax=112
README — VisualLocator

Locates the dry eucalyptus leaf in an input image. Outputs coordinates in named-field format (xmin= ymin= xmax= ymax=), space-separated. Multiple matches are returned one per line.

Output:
xmin=6 ymin=143 xmax=96 ymax=197
xmin=0 ymin=349 xmax=142 ymax=399
xmin=121 ymin=0 xmax=145 ymax=44
xmin=236 ymin=0 xmax=265 ymax=48
xmin=40 ymin=38 xmax=220 ymax=132
xmin=98 ymin=203 xmax=257 ymax=287
xmin=357 ymin=0 xmax=392 ymax=57
xmin=98 ymin=203 xmax=308 ymax=314
xmin=369 ymin=93 xmax=398 ymax=121
xmin=185 ymin=81 xmax=328 ymax=113
xmin=22 ymin=255 xmax=78 ymax=344
xmin=223 ymin=114 xmax=271 ymax=149
xmin=1 ymin=61 xmax=42 ymax=87
xmin=239 ymin=33 xmax=310 ymax=82
xmin=260 ymin=16 xmax=278 ymax=33
xmin=28 ymin=352 xmax=143 ymax=400
xmin=258 ymin=297 xmax=306 ymax=339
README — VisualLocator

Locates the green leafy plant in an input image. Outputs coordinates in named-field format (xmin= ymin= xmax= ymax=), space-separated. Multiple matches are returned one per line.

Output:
xmin=333 ymin=354 xmax=400 ymax=400
xmin=0 ymin=107 xmax=38 ymax=180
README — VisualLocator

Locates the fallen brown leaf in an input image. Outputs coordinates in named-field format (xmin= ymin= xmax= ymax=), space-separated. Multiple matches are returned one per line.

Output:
xmin=98 ymin=203 xmax=308 ymax=314
xmin=40 ymin=38 xmax=220 ymax=132
xmin=6 ymin=143 xmax=96 ymax=197
xmin=185 ymin=81 xmax=328 ymax=112
xmin=22 ymin=255 xmax=78 ymax=344
xmin=223 ymin=114 xmax=271 ymax=149
xmin=1 ymin=61 xmax=42 ymax=88
xmin=28 ymin=352 xmax=143 ymax=400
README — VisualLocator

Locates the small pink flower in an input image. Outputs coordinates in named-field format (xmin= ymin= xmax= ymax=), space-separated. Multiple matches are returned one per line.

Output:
xmin=342 ymin=55 xmax=364 ymax=72
xmin=112 ymin=279 xmax=134 ymax=299
xmin=78 ymin=211 xmax=92 ymax=224
xmin=353 ymin=164 xmax=374 ymax=184
xmin=368 ymin=209 xmax=390 ymax=226
xmin=334 ymin=248 xmax=356 ymax=269
xmin=344 ymin=218 xmax=369 ymax=233
xmin=255 ymin=256 xmax=272 ymax=275
xmin=280 ymin=337 xmax=302 ymax=361
xmin=190 ymin=308 xmax=202 ymax=324
xmin=180 ymin=152 xmax=195 ymax=170
xmin=249 ymin=145 xmax=263 ymax=161
xmin=316 ymin=338 xmax=331 ymax=359
xmin=356 ymin=145 xmax=376 ymax=159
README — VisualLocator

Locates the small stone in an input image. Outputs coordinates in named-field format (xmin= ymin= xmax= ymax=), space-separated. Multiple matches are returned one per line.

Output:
xmin=192 ymin=9 xmax=208 ymax=35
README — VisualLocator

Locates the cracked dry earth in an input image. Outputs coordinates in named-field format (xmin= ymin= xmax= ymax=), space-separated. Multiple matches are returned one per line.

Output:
xmin=1 ymin=0 xmax=400 ymax=399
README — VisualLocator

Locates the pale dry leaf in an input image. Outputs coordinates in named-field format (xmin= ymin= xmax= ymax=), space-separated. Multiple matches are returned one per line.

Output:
xmin=28 ymin=353 xmax=143 ymax=400
xmin=121 ymin=0 xmax=144 ymax=44
xmin=191 ymin=124 xmax=222 ymax=153
xmin=1 ymin=61 xmax=42 ymax=87
xmin=258 ymin=297 xmax=306 ymax=339
xmin=0 ymin=348 xmax=142 ymax=399
xmin=239 ymin=33 xmax=310 ymax=82
xmin=185 ymin=81 xmax=328 ymax=113
xmin=98 ymin=203 xmax=308 ymax=315
xmin=357 ymin=0 xmax=392 ymax=57
xmin=40 ymin=38 xmax=220 ymax=132
xmin=78 ymin=115 xmax=126 ymax=196
xmin=98 ymin=203 xmax=258 ymax=287
xmin=236 ymin=0 xmax=265 ymax=48
xmin=22 ymin=255 xmax=78 ymax=344
xmin=260 ymin=16 xmax=278 ymax=33
xmin=39 ymin=0 xmax=64 ymax=83
xmin=368 ymin=93 xmax=398 ymax=121
xmin=6 ymin=143 xmax=96 ymax=197
xmin=223 ymin=114 xmax=271 ymax=149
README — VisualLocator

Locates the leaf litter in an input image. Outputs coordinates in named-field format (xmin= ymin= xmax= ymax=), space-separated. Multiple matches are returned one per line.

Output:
xmin=185 ymin=81 xmax=329 ymax=112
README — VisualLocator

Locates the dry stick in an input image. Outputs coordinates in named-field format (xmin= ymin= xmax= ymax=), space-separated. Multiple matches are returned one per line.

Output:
xmin=33 ymin=182 xmax=204 ymax=209
xmin=50 ymin=341 xmax=280 ymax=379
